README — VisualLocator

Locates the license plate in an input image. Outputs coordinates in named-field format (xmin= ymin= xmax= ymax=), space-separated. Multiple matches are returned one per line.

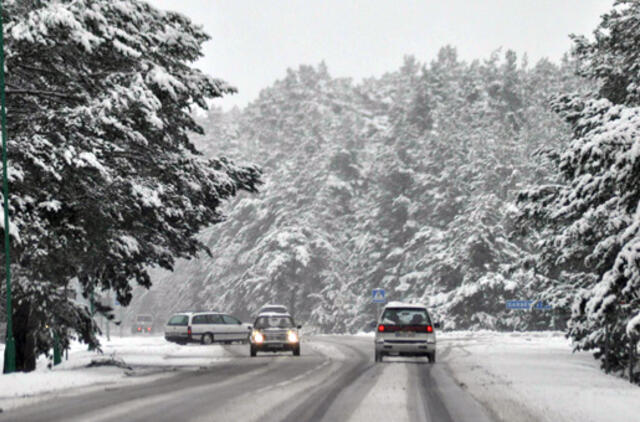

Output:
xmin=396 ymin=331 xmax=415 ymax=337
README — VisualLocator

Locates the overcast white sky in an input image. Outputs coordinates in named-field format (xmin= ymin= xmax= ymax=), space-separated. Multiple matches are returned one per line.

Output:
xmin=149 ymin=0 xmax=612 ymax=109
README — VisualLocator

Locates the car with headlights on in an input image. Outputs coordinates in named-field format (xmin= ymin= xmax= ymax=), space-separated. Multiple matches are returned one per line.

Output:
xmin=250 ymin=313 xmax=301 ymax=357
xmin=374 ymin=302 xmax=439 ymax=363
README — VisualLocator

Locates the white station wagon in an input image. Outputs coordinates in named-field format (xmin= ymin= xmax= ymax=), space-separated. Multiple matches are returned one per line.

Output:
xmin=164 ymin=312 xmax=253 ymax=345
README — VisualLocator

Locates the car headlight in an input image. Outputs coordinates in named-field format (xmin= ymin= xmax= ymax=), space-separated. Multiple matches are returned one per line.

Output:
xmin=287 ymin=330 xmax=299 ymax=343
xmin=253 ymin=331 xmax=264 ymax=343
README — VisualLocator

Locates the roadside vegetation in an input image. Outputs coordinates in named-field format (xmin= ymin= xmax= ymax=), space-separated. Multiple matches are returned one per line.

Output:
xmin=0 ymin=0 xmax=638 ymax=383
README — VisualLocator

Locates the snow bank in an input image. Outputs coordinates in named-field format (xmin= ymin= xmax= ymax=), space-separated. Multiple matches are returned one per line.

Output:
xmin=0 ymin=335 xmax=228 ymax=410
xmin=441 ymin=331 xmax=640 ymax=422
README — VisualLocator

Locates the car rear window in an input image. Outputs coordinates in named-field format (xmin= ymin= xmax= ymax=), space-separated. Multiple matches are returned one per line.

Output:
xmin=222 ymin=315 xmax=241 ymax=325
xmin=137 ymin=316 xmax=153 ymax=322
xmin=381 ymin=308 xmax=430 ymax=325
xmin=167 ymin=315 xmax=189 ymax=326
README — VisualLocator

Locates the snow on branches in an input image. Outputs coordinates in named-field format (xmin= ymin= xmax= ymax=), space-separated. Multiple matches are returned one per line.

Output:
xmin=0 ymin=0 xmax=260 ymax=368
xmin=518 ymin=0 xmax=640 ymax=378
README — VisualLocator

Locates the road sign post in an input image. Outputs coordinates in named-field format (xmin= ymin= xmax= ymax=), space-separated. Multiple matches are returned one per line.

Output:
xmin=372 ymin=288 xmax=386 ymax=322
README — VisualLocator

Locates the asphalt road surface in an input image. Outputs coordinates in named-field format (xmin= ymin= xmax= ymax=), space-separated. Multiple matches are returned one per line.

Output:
xmin=0 ymin=336 xmax=494 ymax=422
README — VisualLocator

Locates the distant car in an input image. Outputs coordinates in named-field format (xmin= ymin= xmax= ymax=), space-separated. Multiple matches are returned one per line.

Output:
xmin=250 ymin=313 xmax=301 ymax=357
xmin=256 ymin=304 xmax=289 ymax=316
xmin=374 ymin=302 xmax=439 ymax=363
xmin=164 ymin=312 xmax=253 ymax=345
xmin=131 ymin=314 xmax=154 ymax=334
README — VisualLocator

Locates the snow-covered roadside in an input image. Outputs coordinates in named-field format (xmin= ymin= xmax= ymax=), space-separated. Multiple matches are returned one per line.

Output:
xmin=439 ymin=331 xmax=640 ymax=422
xmin=0 ymin=335 xmax=228 ymax=411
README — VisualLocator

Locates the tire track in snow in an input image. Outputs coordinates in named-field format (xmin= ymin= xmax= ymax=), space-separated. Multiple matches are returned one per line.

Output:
xmin=275 ymin=336 xmax=374 ymax=422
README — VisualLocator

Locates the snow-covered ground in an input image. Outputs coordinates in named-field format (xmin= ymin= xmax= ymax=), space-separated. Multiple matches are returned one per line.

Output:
xmin=439 ymin=331 xmax=640 ymax=422
xmin=0 ymin=331 xmax=639 ymax=421
xmin=0 ymin=335 xmax=228 ymax=411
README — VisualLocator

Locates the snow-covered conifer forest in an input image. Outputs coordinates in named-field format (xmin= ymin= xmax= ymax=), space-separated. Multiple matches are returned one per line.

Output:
xmin=0 ymin=0 xmax=638 ymax=383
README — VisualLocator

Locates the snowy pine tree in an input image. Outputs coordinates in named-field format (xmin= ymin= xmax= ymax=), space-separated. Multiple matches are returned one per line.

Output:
xmin=0 ymin=0 xmax=260 ymax=371
xmin=518 ymin=0 xmax=640 ymax=380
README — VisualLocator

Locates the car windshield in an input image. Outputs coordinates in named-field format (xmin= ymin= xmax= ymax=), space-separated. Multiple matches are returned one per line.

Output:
xmin=137 ymin=316 xmax=153 ymax=322
xmin=254 ymin=316 xmax=295 ymax=329
xmin=167 ymin=315 xmax=188 ymax=326
xmin=260 ymin=306 xmax=287 ymax=313
xmin=381 ymin=308 xmax=430 ymax=325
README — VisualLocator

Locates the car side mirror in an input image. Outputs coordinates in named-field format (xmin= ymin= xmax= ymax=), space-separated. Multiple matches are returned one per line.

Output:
xmin=297 ymin=325 xmax=302 ymax=329
xmin=434 ymin=322 xmax=441 ymax=329
xmin=369 ymin=321 xmax=377 ymax=329
xmin=247 ymin=325 xmax=252 ymax=330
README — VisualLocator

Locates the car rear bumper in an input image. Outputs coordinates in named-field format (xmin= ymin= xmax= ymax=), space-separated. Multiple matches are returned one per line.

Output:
xmin=375 ymin=340 xmax=435 ymax=355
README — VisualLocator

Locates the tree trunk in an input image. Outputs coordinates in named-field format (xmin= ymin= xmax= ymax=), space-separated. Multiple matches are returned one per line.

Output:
xmin=630 ymin=338 xmax=636 ymax=384
xmin=603 ymin=323 xmax=610 ymax=373
xmin=13 ymin=300 xmax=37 ymax=372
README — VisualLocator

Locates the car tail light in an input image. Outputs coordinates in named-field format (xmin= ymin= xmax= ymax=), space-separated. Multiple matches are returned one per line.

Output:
xmin=147 ymin=327 xmax=151 ymax=332
xmin=187 ymin=326 xmax=192 ymax=338
xmin=378 ymin=324 xmax=385 ymax=332
xmin=137 ymin=327 xmax=141 ymax=332
xmin=426 ymin=325 xmax=433 ymax=333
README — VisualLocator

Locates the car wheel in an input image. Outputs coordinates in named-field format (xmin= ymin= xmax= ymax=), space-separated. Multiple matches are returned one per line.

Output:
xmin=428 ymin=352 xmax=436 ymax=363
xmin=201 ymin=333 xmax=214 ymax=345
xmin=375 ymin=350 xmax=382 ymax=362
xmin=250 ymin=346 xmax=257 ymax=357
xmin=293 ymin=346 xmax=300 ymax=356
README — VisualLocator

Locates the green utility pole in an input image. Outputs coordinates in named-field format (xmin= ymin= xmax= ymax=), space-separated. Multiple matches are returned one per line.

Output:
xmin=105 ymin=291 xmax=110 ymax=341
xmin=0 ymin=1 xmax=16 ymax=374
xmin=53 ymin=331 xmax=61 ymax=366
xmin=88 ymin=290 xmax=94 ymax=351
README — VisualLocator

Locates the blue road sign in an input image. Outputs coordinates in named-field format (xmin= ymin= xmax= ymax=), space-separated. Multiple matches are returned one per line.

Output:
xmin=372 ymin=288 xmax=386 ymax=303
xmin=506 ymin=300 xmax=552 ymax=310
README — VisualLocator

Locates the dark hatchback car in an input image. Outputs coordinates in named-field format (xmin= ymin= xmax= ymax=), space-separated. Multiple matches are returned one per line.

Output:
xmin=250 ymin=313 xmax=301 ymax=357
xmin=131 ymin=314 xmax=154 ymax=334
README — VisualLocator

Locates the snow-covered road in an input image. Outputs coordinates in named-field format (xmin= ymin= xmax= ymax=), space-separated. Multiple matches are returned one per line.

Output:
xmin=0 ymin=335 xmax=490 ymax=422
xmin=0 ymin=332 xmax=638 ymax=421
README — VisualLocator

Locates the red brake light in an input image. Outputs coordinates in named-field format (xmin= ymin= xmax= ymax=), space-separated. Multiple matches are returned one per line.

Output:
xmin=187 ymin=326 xmax=192 ymax=337
xmin=378 ymin=324 xmax=385 ymax=332
xmin=137 ymin=327 xmax=141 ymax=331
xmin=426 ymin=325 xmax=433 ymax=333
xmin=147 ymin=327 xmax=151 ymax=332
